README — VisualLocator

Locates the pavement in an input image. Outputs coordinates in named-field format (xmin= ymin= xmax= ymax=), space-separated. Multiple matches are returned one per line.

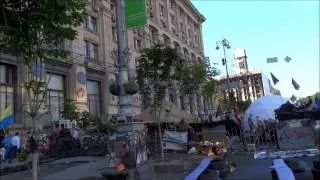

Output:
xmin=0 ymin=154 xmax=206 ymax=180
xmin=226 ymin=154 xmax=315 ymax=180
xmin=0 ymin=159 xmax=24 ymax=169
xmin=1 ymin=153 xmax=317 ymax=180
xmin=0 ymin=156 xmax=106 ymax=180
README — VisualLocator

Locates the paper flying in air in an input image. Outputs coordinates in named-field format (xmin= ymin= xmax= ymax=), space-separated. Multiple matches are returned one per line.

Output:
xmin=270 ymin=72 xmax=279 ymax=85
xmin=266 ymin=57 xmax=278 ymax=63
xmin=292 ymin=78 xmax=300 ymax=90
xmin=284 ymin=56 xmax=292 ymax=63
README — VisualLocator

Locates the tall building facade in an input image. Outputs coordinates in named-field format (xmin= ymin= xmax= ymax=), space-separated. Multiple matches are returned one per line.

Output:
xmin=0 ymin=0 xmax=206 ymax=127
xmin=217 ymin=49 xmax=281 ymax=103
xmin=128 ymin=0 xmax=207 ymax=115
xmin=218 ymin=69 xmax=281 ymax=102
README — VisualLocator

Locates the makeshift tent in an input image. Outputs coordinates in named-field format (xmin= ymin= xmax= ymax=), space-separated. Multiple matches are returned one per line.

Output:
xmin=243 ymin=95 xmax=291 ymax=130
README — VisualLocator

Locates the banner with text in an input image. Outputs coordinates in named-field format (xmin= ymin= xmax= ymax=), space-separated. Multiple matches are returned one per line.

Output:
xmin=125 ymin=0 xmax=147 ymax=28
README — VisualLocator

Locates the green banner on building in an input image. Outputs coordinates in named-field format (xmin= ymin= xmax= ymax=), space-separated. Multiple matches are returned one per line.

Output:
xmin=125 ymin=0 xmax=147 ymax=28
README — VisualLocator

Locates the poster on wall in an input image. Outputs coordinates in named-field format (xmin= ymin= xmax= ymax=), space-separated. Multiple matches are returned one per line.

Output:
xmin=163 ymin=130 xmax=188 ymax=151
xmin=76 ymin=66 xmax=87 ymax=103
xmin=276 ymin=119 xmax=315 ymax=150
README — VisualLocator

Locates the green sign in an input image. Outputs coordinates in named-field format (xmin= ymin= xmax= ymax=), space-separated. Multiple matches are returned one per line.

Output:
xmin=125 ymin=0 xmax=147 ymax=28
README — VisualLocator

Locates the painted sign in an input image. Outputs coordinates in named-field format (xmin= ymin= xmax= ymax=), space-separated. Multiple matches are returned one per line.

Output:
xmin=75 ymin=66 xmax=87 ymax=103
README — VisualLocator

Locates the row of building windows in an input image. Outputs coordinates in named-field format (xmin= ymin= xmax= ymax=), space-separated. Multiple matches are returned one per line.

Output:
xmin=0 ymin=64 xmax=102 ymax=123
xmin=82 ymin=13 xmax=97 ymax=32
xmin=46 ymin=73 xmax=101 ymax=121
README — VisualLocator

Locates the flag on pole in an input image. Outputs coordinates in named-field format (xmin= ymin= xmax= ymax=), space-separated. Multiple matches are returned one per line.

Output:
xmin=0 ymin=106 xmax=13 ymax=129
xmin=270 ymin=72 xmax=279 ymax=85
xmin=284 ymin=56 xmax=292 ymax=63
xmin=292 ymin=78 xmax=300 ymax=90
xmin=266 ymin=57 xmax=278 ymax=63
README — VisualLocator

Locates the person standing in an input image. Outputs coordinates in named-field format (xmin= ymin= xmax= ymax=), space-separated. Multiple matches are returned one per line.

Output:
xmin=8 ymin=132 xmax=20 ymax=163
xmin=248 ymin=114 xmax=255 ymax=132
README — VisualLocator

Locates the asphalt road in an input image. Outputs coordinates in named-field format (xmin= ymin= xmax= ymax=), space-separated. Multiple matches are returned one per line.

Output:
xmin=0 ymin=162 xmax=86 ymax=180
xmin=226 ymin=154 xmax=315 ymax=180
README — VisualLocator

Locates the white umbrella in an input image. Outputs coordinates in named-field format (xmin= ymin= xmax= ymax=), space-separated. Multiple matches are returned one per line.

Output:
xmin=243 ymin=95 xmax=292 ymax=130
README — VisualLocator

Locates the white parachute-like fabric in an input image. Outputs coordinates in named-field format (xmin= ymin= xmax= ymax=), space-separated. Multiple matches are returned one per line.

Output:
xmin=243 ymin=95 xmax=292 ymax=130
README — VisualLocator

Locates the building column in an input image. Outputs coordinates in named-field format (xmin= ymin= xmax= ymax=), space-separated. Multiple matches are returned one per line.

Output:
xmin=71 ymin=28 xmax=88 ymax=112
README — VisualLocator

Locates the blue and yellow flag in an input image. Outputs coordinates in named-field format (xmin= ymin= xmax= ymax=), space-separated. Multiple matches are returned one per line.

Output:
xmin=0 ymin=106 xmax=14 ymax=129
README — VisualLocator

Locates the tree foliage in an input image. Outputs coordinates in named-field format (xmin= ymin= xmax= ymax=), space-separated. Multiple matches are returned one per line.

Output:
xmin=236 ymin=100 xmax=252 ymax=113
xmin=179 ymin=62 xmax=207 ymax=95
xmin=136 ymin=45 xmax=184 ymax=109
xmin=61 ymin=98 xmax=79 ymax=121
xmin=0 ymin=0 xmax=86 ymax=119
xmin=1 ymin=1 xmax=86 ymax=179
xmin=297 ymin=92 xmax=320 ymax=105
xmin=203 ymin=78 xmax=220 ymax=98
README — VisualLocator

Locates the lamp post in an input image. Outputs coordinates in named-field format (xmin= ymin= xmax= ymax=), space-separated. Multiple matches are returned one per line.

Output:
xmin=216 ymin=38 xmax=232 ymax=112
xmin=115 ymin=0 xmax=133 ymax=120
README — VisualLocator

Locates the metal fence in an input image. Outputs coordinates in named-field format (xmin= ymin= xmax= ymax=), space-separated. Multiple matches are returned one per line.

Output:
xmin=226 ymin=123 xmax=279 ymax=151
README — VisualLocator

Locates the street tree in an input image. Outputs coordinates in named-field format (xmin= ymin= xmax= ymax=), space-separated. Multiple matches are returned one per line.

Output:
xmin=178 ymin=61 xmax=207 ymax=113
xmin=0 ymin=1 xmax=85 ymax=179
xmin=136 ymin=44 xmax=184 ymax=161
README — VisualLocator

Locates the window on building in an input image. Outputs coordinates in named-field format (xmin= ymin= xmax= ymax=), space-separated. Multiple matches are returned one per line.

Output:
xmin=180 ymin=96 xmax=185 ymax=110
xmin=135 ymin=39 xmax=142 ymax=52
xmin=82 ymin=14 xmax=97 ymax=32
xmin=112 ymin=27 xmax=116 ymax=42
xmin=87 ymin=80 xmax=101 ymax=118
xmin=82 ymin=13 xmax=88 ymax=29
xmin=170 ymin=14 xmax=175 ymax=24
xmin=89 ymin=16 xmax=97 ymax=32
xmin=179 ymin=8 xmax=183 ymax=17
xmin=46 ymin=73 xmax=65 ymax=121
xmin=0 ymin=64 xmax=15 ymax=120
xmin=160 ymin=4 xmax=164 ymax=17
xmin=170 ymin=0 xmax=176 ymax=10
xmin=84 ymin=41 xmax=98 ymax=61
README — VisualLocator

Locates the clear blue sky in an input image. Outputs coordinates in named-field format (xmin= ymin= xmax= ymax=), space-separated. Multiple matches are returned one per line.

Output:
xmin=192 ymin=0 xmax=319 ymax=98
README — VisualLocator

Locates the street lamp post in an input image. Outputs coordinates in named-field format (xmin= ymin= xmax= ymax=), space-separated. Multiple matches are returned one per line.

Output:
xmin=115 ymin=0 xmax=133 ymax=120
xmin=216 ymin=38 xmax=232 ymax=112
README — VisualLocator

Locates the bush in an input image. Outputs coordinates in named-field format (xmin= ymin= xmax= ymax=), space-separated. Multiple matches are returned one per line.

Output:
xmin=16 ymin=150 xmax=30 ymax=162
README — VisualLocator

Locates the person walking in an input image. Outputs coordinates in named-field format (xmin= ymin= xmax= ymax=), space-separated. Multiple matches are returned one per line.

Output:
xmin=8 ymin=132 xmax=20 ymax=163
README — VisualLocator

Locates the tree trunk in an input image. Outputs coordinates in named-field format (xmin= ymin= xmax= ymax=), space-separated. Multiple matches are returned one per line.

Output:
xmin=31 ymin=118 xmax=38 ymax=180
xmin=32 ymin=152 xmax=39 ymax=180
xmin=158 ymin=122 xmax=164 ymax=161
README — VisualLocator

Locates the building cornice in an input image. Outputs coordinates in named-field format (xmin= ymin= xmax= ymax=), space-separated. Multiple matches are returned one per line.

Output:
xmin=183 ymin=0 xmax=206 ymax=23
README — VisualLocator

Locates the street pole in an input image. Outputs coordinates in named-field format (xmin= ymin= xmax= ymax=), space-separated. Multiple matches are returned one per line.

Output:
xmin=222 ymin=43 xmax=231 ymax=105
xmin=216 ymin=38 xmax=232 ymax=113
xmin=115 ymin=0 xmax=133 ymax=120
